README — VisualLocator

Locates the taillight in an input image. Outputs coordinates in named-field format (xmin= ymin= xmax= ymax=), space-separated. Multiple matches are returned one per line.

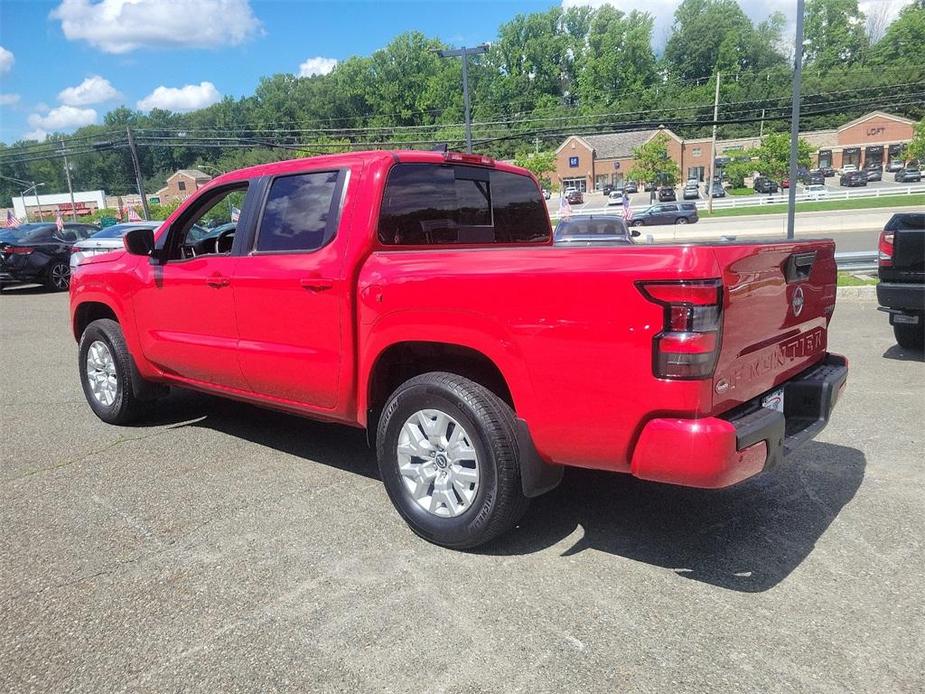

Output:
xmin=7 ymin=246 xmax=34 ymax=255
xmin=637 ymin=279 xmax=723 ymax=379
xmin=444 ymin=151 xmax=495 ymax=166
xmin=878 ymin=231 xmax=894 ymax=267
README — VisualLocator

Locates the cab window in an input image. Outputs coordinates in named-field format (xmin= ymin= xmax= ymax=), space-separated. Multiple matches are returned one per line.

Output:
xmin=167 ymin=184 xmax=247 ymax=260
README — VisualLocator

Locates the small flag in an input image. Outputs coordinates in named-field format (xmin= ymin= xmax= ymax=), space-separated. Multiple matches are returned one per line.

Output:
xmin=5 ymin=210 xmax=20 ymax=228
xmin=56 ymin=211 xmax=64 ymax=233
xmin=230 ymin=206 xmax=240 ymax=223
xmin=127 ymin=207 xmax=142 ymax=222
xmin=621 ymin=203 xmax=632 ymax=221
xmin=558 ymin=192 xmax=572 ymax=219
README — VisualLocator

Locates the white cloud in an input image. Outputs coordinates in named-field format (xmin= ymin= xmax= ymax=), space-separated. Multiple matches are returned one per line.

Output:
xmin=0 ymin=93 xmax=20 ymax=106
xmin=27 ymin=105 xmax=98 ymax=132
xmin=137 ymin=81 xmax=221 ymax=112
xmin=0 ymin=46 xmax=13 ymax=74
xmin=298 ymin=56 xmax=338 ymax=77
xmin=562 ymin=0 xmax=914 ymax=49
xmin=58 ymin=75 xmax=120 ymax=106
xmin=51 ymin=0 xmax=262 ymax=54
xmin=25 ymin=129 xmax=49 ymax=142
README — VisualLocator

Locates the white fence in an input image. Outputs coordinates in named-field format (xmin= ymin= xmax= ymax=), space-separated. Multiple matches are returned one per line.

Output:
xmin=694 ymin=184 xmax=925 ymax=210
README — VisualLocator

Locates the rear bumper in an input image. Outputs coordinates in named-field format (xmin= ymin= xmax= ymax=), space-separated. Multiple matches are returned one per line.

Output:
xmin=630 ymin=353 xmax=848 ymax=489
xmin=877 ymin=283 xmax=925 ymax=313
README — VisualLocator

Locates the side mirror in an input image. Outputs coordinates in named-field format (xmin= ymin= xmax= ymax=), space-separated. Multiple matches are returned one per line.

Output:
xmin=631 ymin=229 xmax=641 ymax=238
xmin=123 ymin=228 xmax=154 ymax=256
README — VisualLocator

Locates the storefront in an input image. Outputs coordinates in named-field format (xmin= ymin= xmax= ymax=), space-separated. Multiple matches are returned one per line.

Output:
xmin=818 ymin=149 xmax=833 ymax=169
xmin=561 ymin=176 xmax=587 ymax=192
xmin=842 ymin=147 xmax=861 ymax=168
xmin=864 ymin=145 xmax=884 ymax=169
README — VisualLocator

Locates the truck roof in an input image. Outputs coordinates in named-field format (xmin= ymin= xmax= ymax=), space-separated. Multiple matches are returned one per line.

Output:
xmin=209 ymin=149 xmax=531 ymax=186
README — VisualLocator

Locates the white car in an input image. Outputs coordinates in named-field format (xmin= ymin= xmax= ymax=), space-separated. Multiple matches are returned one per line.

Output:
xmin=804 ymin=184 xmax=828 ymax=200
xmin=608 ymin=191 xmax=623 ymax=205
xmin=69 ymin=221 xmax=161 ymax=268
xmin=841 ymin=164 xmax=858 ymax=174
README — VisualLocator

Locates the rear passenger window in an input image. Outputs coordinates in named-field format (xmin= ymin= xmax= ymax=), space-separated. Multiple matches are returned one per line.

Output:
xmin=256 ymin=171 xmax=342 ymax=253
xmin=378 ymin=163 xmax=550 ymax=245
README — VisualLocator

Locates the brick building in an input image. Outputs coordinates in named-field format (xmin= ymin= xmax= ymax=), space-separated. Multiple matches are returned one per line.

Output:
xmin=154 ymin=169 xmax=212 ymax=204
xmin=553 ymin=111 xmax=918 ymax=191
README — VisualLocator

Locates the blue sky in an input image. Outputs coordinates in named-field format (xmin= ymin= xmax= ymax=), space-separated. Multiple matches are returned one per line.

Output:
xmin=0 ymin=0 xmax=554 ymax=143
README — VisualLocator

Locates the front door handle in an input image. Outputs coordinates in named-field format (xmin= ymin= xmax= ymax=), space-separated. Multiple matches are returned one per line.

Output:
xmin=206 ymin=275 xmax=231 ymax=288
xmin=300 ymin=278 xmax=334 ymax=292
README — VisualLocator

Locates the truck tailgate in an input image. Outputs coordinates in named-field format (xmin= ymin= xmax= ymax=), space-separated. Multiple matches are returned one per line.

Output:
xmin=710 ymin=239 xmax=837 ymax=413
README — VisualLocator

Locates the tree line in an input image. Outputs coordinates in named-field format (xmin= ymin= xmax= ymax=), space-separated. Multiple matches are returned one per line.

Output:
xmin=1 ymin=0 xmax=923 ymax=208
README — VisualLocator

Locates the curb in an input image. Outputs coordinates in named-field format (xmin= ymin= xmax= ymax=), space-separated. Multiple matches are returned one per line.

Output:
xmin=836 ymin=285 xmax=877 ymax=299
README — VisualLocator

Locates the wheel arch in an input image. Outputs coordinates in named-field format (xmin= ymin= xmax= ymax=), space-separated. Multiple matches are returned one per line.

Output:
xmin=72 ymin=300 xmax=119 ymax=341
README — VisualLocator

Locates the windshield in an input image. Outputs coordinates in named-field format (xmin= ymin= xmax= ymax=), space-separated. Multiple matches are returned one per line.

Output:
xmin=554 ymin=217 xmax=629 ymax=240
xmin=90 ymin=223 xmax=161 ymax=239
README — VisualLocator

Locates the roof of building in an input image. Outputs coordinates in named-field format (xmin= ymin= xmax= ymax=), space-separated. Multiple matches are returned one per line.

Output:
xmin=170 ymin=169 xmax=212 ymax=181
xmin=557 ymin=129 xmax=683 ymax=159
xmin=838 ymin=110 xmax=915 ymax=132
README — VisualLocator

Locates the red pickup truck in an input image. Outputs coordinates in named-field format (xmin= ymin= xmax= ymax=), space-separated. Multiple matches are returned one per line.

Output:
xmin=70 ymin=150 xmax=847 ymax=549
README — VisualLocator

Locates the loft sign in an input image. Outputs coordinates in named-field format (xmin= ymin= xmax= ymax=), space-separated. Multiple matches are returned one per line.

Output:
xmin=866 ymin=126 xmax=885 ymax=136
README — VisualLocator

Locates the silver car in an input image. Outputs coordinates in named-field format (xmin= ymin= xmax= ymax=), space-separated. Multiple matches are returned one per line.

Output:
xmin=70 ymin=221 xmax=161 ymax=268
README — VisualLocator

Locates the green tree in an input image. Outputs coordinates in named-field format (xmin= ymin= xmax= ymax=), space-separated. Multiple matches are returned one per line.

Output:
xmin=904 ymin=118 xmax=925 ymax=163
xmin=750 ymin=132 xmax=815 ymax=181
xmin=804 ymin=0 xmax=869 ymax=70
xmin=630 ymin=133 xmax=681 ymax=187
xmin=513 ymin=150 xmax=557 ymax=184
xmin=871 ymin=2 xmax=925 ymax=64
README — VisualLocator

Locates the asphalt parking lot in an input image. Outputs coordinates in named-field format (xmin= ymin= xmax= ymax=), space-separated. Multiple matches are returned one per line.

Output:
xmin=1 ymin=289 xmax=923 ymax=692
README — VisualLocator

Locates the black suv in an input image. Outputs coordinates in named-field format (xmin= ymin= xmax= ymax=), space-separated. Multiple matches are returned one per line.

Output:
xmin=629 ymin=202 xmax=699 ymax=227
xmin=753 ymin=177 xmax=779 ymax=194
xmin=657 ymin=187 xmax=677 ymax=202
xmin=840 ymin=170 xmax=868 ymax=187
xmin=877 ymin=212 xmax=925 ymax=349
xmin=895 ymin=167 xmax=922 ymax=183
xmin=0 ymin=222 xmax=100 ymax=291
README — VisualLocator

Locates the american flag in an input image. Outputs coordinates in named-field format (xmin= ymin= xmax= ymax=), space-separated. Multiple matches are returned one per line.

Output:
xmin=127 ymin=207 xmax=142 ymax=222
xmin=56 ymin=211 xmax=64 ymax=233
xmin=5 ymin=210 xmax=20 ymax=228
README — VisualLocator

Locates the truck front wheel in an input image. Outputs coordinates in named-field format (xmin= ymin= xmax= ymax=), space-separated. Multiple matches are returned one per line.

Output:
xmin=376 ymin=372 xmax=529 ymax=549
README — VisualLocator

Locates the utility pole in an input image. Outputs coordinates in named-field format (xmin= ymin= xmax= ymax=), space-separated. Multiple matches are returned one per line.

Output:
xmin=126 ymin=127 xmax=151 ymax=220
xmin=60 ymin=141 xmax=78 ymax=222
xmin=534 ymin=136 xmax=540 ymax=154
xmin=786 ymin=0 xmax=806 ymax=240
xmin=707 ymin=71 xmax=721 ymax=214
xmin=759 ymin=109 xmax=766 ymax=137
xmin=438 ymin=44 xmax=489 ymax=153
xmin=32 ymin=182 xmax=44 ymax=221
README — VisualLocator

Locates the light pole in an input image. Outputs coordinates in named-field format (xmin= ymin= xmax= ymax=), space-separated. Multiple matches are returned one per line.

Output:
xmin=786 ymin=0 xmax=806 ymax=240
xmin=437 ymin=44 xmax=489 ymax=153
xmin=22 ymin=182 xmax=46 ymax=221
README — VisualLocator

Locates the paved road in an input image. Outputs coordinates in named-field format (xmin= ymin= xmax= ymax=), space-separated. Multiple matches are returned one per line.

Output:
xmin=1 ymin=290 xmax=923 ymax=692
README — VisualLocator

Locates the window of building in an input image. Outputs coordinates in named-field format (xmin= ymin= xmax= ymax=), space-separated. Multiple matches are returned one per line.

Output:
xmin=178 ymin=180 xmax=186 ymax=192
xmin=692 ymin=147 xmax=702 ymax=157
xmin=378 ymin=163 xmax=550 ymax=246
xmin=255 ymin=171 xmax=342 ymax=253
xmin=687 ymin=167 xmax=705 ymax=182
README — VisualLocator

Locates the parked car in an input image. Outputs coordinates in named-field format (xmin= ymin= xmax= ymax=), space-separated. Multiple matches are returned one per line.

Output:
xmin=803 ymin=184 xmax=828 ymax=200
xmin=643 ymin=181 xmax=657 ymax=192
xmin=877 ymin=212 xmax=925 ymax=349
xmin=682 ymin=183 xmax=700 ymax=200
xmin=781 ymin=178 xmax=790 ymax=189
xmin=69 ymin=149 xmax=847 ymax=549
xmin=709 ymin=182 xmax=726 ymax=198
xmin=886 ymin=160 xmax=904 ymax=173
xmin=840 ymin=171 xmax=867 ymax=187
xmin=895 ymin=167 xmax=922 ymax=183
xmin=553 ymin=215 xmax=638 ymax=246
xmin=624 ymin=181 xmax=638 ymax=194
xmin=607 ymin=191 xmax=624 ymax=206
xmin=819 ymin=166 xmax=836 ymax=178
xmin=602 ymin=184 xmax=614 ymax=196
xmin=565 ymin=188 xmax=584 ymax=205
xmin=0 ymin=222 xmax=100 ymax=291
xmin=69 ymin=221 xmax=162 ymax=269
xmin=865 ymin=167 xmax=882 ymax=182
xmin=657 ymin=187 xmax=676 ymax=202
xmin=753 ymin=177 xmax=779 ymax=194
xmin=629 ymin=202 xmax=699 ymax=226
xmin=803 ymin=170 xmax=826 ymax=185
xmin=841 ymin=164 xmax=858 ymax=174
xmin=542 ymin=189 xmax=551 ymax=200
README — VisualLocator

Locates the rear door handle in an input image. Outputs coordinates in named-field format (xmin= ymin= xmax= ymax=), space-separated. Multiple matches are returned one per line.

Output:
xmin=300 ymin=278 xmax=334 ymax=292
xmin=206 ymin=275 xmax=231 ymax=288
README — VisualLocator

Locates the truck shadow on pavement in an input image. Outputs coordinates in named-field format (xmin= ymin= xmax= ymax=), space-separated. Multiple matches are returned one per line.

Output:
xmin=487 ymin=442 xmax=866 ymax=593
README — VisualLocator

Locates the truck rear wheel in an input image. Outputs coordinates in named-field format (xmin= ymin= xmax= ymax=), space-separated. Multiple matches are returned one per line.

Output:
xmin=894 ymin=320 xmax=924 ymax=350
xmin=376 ymin=372 xmax=529 ymax=549
xmin=78 ymin=318 xmax=159 ymax=424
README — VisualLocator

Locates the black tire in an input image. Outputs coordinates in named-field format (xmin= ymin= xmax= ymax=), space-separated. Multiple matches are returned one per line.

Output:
xmin=376 ymin=372 xmax=529 ymax=550
xmin=894 ymin=321 xmax=924 ymax=350
xmin=78 ymin=318 xmax=154 ymax=424
xmin=676 ymin=217 xmax=689 ymax=224
xmin=45 ymin=261 xmax=70 ymax=291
